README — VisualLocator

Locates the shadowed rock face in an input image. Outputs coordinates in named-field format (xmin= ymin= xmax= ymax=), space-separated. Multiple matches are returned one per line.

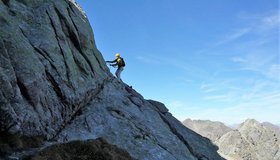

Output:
xmin=0 ymin=0 xmax=224 ymax=159
xmin=29 ymin=138 xmax=133 ymax=160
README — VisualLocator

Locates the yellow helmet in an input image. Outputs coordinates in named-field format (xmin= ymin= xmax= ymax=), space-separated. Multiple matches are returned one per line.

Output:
xmin=115 ymin=53 xmax=120 ymax=57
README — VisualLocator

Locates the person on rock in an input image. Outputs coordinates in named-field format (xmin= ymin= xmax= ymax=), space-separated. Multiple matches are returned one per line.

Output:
xmin=106 ymin=53 xmax=125 ymax=81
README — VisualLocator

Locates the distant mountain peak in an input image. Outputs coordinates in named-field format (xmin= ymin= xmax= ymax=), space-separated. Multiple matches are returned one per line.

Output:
xmin=238 ymin=119 xmax=262 ymax=130
xmin=243 ymin=118 xmax=259 ymax=125
xmin=182 ymin=119 xmax=232 ymax=142
xmin=183 ymin=118 xmax=280 ymax=160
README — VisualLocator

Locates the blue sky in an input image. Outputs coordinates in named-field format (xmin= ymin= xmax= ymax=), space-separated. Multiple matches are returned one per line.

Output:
xmin=76 ymin=0 xmax=279 ymax=124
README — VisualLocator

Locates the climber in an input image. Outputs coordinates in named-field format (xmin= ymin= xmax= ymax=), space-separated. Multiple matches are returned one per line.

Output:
xmin=106 ymin=53 xmax=126 ymax=81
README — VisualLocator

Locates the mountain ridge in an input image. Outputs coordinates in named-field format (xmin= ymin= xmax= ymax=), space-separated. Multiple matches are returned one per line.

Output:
xmin=183 ymin=118 xmax=280 ymax=160
xmin=182 ymin=118 xmax=232 ymax=142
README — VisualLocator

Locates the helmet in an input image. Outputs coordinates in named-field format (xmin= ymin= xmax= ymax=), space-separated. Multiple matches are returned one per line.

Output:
xmin=115 ymin=53 xmax=120 ymax=57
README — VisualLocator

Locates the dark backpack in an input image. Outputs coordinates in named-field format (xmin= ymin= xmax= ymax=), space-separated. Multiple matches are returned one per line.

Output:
xmin=118 ymin=57 xmax=126 ymax=67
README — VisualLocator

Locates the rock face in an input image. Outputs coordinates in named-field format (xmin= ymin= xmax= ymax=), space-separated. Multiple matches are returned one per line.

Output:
xmin=30 ymin=138 xmax=133 ymax=160
xmin=262 ymin=122 xmax=280 ymax=139
xmin=182 ymin=119 xmax=232 ymax=142
xmin=0 ymin=0 xmax=223 ymax=159
xmin=0 ymin=0 xmax=108 ymax=137
xmin=183 ymin=119 xmax=280 ymax=160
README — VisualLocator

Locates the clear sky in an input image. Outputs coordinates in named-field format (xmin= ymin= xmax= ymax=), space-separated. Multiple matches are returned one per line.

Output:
xmin=76 ymin=0 xmax=279 ymax=124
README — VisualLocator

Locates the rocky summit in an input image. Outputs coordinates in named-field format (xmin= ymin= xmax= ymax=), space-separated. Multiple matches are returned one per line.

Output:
xmin=216 ymin=119 xmax=280 ymax=160
xmin=0 ymin=0 xmax=223 ymax=159
xmin=183 ymin=119 xmax=280 ymax=160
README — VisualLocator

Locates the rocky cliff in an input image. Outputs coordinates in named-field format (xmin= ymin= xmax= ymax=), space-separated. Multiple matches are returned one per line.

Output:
xmin=184 ymin=119 xmax=280 ymax=160
xmin=0 ymin=0 xmax=223 ymax=159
